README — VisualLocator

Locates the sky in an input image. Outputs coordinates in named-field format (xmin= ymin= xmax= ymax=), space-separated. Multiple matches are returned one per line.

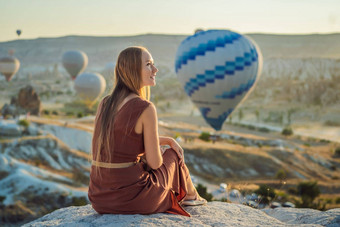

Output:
xmin=1 ymin=0 xmax=340 ymax=42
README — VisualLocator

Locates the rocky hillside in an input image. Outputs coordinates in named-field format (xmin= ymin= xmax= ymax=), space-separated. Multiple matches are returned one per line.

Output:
xmin=0 ymin=119 xmax=91 ymax=225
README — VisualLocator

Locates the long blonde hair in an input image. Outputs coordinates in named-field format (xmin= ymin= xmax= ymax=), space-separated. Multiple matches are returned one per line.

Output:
xmin=92 ymin=46 xmax=150 ymax=175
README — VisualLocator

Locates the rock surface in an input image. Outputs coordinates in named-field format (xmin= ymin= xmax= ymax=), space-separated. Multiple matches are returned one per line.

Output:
xmin=24 ymin=202 xmax=340 ymax=227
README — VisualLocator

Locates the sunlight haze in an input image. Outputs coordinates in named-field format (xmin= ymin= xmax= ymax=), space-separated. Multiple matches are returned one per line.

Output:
xmin=0 ymin=0 xmax=340 ymax=41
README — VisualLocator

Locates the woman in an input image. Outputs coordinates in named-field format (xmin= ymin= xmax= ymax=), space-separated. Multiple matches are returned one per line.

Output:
xmin=88 ymin=46 xmax=206 ymax=217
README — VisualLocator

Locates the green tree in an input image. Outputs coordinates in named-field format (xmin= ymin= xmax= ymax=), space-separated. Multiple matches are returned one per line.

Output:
xmin=275 ymin=169 xmax=287 ymax=184
xmin=17 ymin=119 xmax=30 ymax=128
xmin=297 ymin=181 xmax=320 ymax=207
xmin=196 ymin=183 xmax=213 ymax=202
xmin=199 ymin=132 xmax=210 ymax=142
xmin=282 ymin=126 xmax=293 ymax=136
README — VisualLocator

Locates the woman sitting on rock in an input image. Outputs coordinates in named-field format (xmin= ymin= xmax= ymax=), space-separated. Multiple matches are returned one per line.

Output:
xmin=88 ymin=46 xmax=206 ymax=217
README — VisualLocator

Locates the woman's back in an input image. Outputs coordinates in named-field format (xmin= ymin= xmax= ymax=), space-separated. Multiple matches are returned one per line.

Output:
xmin=91 ymin=96 xmax=150 ymax=163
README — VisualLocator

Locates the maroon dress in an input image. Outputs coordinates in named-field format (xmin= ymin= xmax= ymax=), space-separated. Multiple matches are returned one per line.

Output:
xmin=88 ymin=97 xmax=190 ymax=217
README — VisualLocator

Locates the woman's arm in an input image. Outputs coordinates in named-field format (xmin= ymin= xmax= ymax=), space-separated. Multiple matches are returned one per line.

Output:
xmin=159 ymin=136 xmax=175 ymax=146
xmin=142 ymin=103 xmax=163 ymax=169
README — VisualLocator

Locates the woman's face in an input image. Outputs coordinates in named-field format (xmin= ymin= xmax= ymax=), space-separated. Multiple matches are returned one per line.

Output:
xmin=141 ymin=50 xmax=158 ymax=87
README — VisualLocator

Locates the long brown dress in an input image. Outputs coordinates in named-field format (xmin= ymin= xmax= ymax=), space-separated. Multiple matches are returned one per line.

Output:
xmin=88 ymin=97 xmax=190 ymax=217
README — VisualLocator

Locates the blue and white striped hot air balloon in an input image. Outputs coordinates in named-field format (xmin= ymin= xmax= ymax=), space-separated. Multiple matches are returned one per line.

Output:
xmin=175 ymin=29 xmax=263 ymax=130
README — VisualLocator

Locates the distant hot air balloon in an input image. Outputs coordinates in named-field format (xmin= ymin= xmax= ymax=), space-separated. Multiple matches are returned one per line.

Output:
xmin=16 ymin=29 xmax=22 ymax=37
xmin=0 ymin=56 xmax=20 ymax=81
xmin=62 ymin=50 xmax=88 ymax=80
xmin=74 ymin=72 xmax=106 ymax=107
xmin=175 ymin=29 xmax=263 ymax=130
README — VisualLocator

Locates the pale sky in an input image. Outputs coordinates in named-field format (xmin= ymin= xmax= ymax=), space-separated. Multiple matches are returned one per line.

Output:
xmin=1 ymin=0 xmax=339 ymax=42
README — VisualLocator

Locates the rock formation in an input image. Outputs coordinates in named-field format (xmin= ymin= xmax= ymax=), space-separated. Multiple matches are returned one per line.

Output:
xmin=17 ymin=85 xmax=41 ymax=115
xmin=1 ymin=85 xmax=41 ymax=117
xmin=23 ymin=203 xmax=340 ymax=227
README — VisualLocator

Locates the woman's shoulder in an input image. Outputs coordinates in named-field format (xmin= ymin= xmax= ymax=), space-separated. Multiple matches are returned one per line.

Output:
xmin=132 ymin=97 xmax=153 ymax=108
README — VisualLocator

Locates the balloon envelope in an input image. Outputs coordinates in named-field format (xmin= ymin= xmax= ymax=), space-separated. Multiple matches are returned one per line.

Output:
xmin=74 ymin=73 xmax=106 ymax=104
xmin=0 ymin=56 xmax=20 ymax=81
xmin=16 ymin=29 xmax=22 ymax=37
xmin=175 ymin=30 xmax=263 ymax=130
xmin=62 ymin=50 xmax=88 ymax=80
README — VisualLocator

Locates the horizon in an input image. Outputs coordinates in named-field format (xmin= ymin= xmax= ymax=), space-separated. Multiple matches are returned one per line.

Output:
xmin=1 ymin=0 xmax=340 ymax=42
xmin=2 ymin=31 xmax=340 ymax=43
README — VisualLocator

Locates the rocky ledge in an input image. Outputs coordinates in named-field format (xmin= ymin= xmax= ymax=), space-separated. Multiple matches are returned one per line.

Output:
xmin=24 ymin=202 xmax=340 ymax=227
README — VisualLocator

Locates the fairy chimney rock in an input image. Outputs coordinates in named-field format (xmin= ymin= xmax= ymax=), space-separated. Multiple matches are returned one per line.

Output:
xmin=17 ymin=85 xmax=41 ymax=115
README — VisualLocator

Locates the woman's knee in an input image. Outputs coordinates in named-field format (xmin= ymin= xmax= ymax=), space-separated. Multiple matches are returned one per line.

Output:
xmin=163 ymin=148 xmax=179 ymax=162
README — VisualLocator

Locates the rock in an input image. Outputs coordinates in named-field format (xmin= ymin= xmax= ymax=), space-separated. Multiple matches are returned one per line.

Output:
xmin=262 ymin=207 xmax=340 ymax=226
xmin=0 ymin=121 xmax=22 ymax=136
xmin=1 ymin=85 xmax=41 ymax=117
xmin=27 ymin=125 xmax=41 ymax=136
xmin=23 ymin=202 xmax=340 ymax=227
xmin=17 ymin=85 xmax=41 ymax=115
xmin=1 ymin=103 xmax=25 ymax=117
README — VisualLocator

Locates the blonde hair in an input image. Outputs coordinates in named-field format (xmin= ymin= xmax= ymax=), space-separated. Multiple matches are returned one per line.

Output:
xmin=92 ymin=46 xmax=150 ymax=176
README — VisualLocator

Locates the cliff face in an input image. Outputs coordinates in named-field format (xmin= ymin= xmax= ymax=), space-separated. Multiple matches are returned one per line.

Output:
xmin=24 ymin=202 xmax=340 ymax=227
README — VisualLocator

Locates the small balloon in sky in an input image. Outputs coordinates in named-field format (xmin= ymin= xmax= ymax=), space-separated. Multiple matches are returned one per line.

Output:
xmin=175 ymin=29 xmax=263 ymax=131
xmin=74 ymin=72 xmax=106 ymax=107
xmin=0 ymin=56 xmax=20 ymax=82
xmin=62 ymin=50 xmax=88 ymax=80
xmin=195 ymin=28 xmax=204 ymax=34
xmin=16 ymin=29 xmax=22 ymax=37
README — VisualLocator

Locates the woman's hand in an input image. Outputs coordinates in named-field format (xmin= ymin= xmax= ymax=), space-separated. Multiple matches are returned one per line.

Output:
xmin=159 ymin=136 xmax=184 ymax=166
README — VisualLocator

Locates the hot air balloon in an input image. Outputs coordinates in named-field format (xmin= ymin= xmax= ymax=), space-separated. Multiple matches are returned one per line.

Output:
xmin=74 ymin=72 xmax=106 ymax=107
xmin=175 ymin=29 xmax=263 ymax=131
xmin=62 ymin=50 xmax=88 ymax=80
xmin=0 ymin=56 xmax=20 ymax=81
xmin=16 ymin=29 xmax=22 ymax=37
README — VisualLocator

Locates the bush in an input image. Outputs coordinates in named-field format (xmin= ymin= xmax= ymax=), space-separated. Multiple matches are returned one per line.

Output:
xmin=77 ymin=112 xmax=84 ymax=118
xmin=258 ymin=127 xmax=270 ymax=133
xmin=66 ymin=111 xmax=74 ymax=116
xmin=0 ymin=195 xmax=5 ymax=203
xmin=335 ymin=197 xmax=340 ymax=204
xmin=0 ymin=171 xmax=9 ymax=179
xmin=196 ymin=183 xmax=213 ymax=202
xmin=174 ymin=133 xmax=181 ymax=139
xmin=254 ymin=185 xmax=276 ymax=204
xmin=282 ymin=126 xmax=293 ymax=136
xmin=72 ymin=168 xmax=89 ymax=186
xmin=42 ymin=109 xmax=50 ymax=115
xmin=199 ymin=132 xmax=211 ymax=142
xmin=334 ymin=147 xmax=340 ymax=157
xmin=297 ymin=181 xmax=320 ymax=207
xmin=276 ymin=191 xmax=288 ymax=201
xmin=52 ymin=111 xmax=59 ymax=115
xmin=287 ymin=187 xmax=298 ymax=195
xmin=17 ymin=119 xmax=30 ymax=128
xmin=71 ymin=196 xmax=88 ymax=206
